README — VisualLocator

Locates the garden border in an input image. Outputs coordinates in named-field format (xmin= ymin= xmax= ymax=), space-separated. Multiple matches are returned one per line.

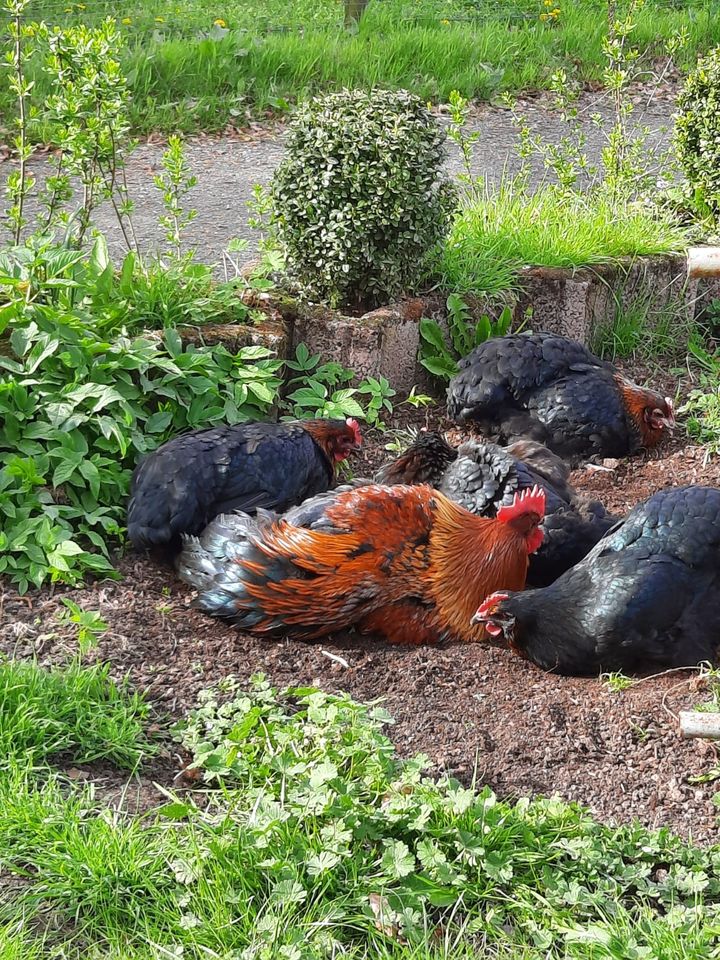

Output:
xmin=177 ymin=253 xmax=720 ymax=393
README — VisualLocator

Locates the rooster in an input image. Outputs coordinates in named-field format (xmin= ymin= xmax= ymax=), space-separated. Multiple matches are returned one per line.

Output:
xmin=446 ymin=332 xmax=675 ymax=461
xmin=127 ymin=418 xmax=362 ymax=554
xmin=472 ymin=485 xmax=720 ymax=675
xmin=177 ymin=483 xmax=546 ymax=645
xmin=375 ymin=431 xmax=615 ymax=586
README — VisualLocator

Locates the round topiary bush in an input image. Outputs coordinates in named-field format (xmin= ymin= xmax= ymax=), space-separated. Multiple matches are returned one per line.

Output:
xmin=270 ymin=88 xmax=457 ymax=309
xmin=675 ymin=47 xmax=720 ymax=216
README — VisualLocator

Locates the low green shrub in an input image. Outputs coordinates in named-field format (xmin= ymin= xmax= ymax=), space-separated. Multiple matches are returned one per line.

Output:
xmin=284 ymin=342 xmax=396 ymax=425
xmin=270 ymin=88 xmax=457 ymax=309
xmin=676 ymin=46 xmax=720 ymax=219
xmin=0 ymin=238 xmax=399 ymax=591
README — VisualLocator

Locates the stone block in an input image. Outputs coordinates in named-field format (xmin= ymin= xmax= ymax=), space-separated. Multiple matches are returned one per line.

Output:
xmin=175 ymin=320 xmax=288 ymax=358
xmin=291 ymin=297 xmax=437 ymax=392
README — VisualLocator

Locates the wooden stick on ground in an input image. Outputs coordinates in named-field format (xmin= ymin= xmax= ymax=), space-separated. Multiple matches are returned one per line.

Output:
xmin=679 ymin=711 xmax=720 ymax=740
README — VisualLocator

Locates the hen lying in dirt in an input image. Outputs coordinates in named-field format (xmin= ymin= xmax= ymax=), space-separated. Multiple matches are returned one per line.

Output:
xmin=127 ymin=417 xmax=362 ymax=556
xmin=473 ymin=485 xmax=720 ymax=675
xmin=375 ymin=431 xmax=616 ymax=586
xmin=447 ymin=332 xmax=675 ymax=462
xmin=177 ymin=482 xmax=546 ymax=646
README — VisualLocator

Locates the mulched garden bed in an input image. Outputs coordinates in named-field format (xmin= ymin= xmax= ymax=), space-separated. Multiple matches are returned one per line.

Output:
xmin=3 ymin=364 xmax=720 ymax=841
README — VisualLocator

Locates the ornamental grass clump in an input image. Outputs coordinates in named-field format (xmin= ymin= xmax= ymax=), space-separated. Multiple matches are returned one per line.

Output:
xmin=270 ymin=88 xmax=456 ymax=309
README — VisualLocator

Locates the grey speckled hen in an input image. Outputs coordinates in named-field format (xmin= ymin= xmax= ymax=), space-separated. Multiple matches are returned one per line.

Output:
xmin=374 ymin=431 xmax=616 ymax=586
xmin=474 ymin=485 xmax=720 ymax=675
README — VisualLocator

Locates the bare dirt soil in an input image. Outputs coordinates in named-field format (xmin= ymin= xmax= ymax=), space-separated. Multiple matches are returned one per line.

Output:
xmin=3 ymin=363 xmax=720 ymax=841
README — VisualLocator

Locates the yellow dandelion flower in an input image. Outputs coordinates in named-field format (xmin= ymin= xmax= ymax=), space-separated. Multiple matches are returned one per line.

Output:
xmin=539 ymin=11 xmax=548 ymax=19
xmin=121 ymin=16 xmax=132 ymax=24
xmin=77 ymin=3 xmax=86 ymax=8
xmin=155 ymin=16 xmax=165 ymax=22
xmin=214 ymin=17 xmax=227 ymax=27
xmin=543 ymin=1 xmax=553 ymax=6
xmin=440 ymin=18 xmax=450 ymax=24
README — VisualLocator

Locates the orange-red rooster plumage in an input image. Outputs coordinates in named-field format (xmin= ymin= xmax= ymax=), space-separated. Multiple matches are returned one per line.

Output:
xmin=178 ymin=482 xmax=546 ymax=645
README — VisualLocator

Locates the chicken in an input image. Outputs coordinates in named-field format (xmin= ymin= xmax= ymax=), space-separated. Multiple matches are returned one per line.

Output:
xmin=375 ymin=431 xmax=616 ymax=586
xmin=446 ymin=332 xmax=675 ymax=461
xmin=472 ymin=485 xmax=720 ymax=675
xmin=127 ymin=417 xmax=362 ymax=554
xmin=177 ymin=483 xmax=546 ymax=646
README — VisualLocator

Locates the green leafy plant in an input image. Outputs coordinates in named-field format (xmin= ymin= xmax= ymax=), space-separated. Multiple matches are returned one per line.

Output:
xmin=1 ymin=10 xmax=138 ymax=251
xmin=601 ymin=670 xmax=634 ymax=693
xmin=680 ymin=339 xmax=720 ymax=454
xmin=270 ymin=88 xmax=456 ymax=308
xmin=153 ymin=134 xmax=198 ymax=259
xmin=37 ymin=18 xmax=137 ymax=249
xmin=283 ymin=342 xmax=395 ymax=426
xmin=5 ymin=674 xmax=720 ymax=955
xmin=0 ymin=243 xmax=284 ymax=591
xmin=676 ymin=45 xmax=720 ymax=220
xmin=2 ymin=0 xmax=35 ymax=244
xmin=57 ymin=599 xmax=109 ymax=658
xmin=419 ymin=295 xmax=513 ymax=379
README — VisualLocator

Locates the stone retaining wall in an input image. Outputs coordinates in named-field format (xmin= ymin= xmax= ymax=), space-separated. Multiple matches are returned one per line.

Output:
xmin=177 ymin=255 xmax=720 ymax=394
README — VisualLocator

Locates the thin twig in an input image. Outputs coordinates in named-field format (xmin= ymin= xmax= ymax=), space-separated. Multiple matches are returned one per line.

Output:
xmin=12 ymin=6 xmax=28 ymax=244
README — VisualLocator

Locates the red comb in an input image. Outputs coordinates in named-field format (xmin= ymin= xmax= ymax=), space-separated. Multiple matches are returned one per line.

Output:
xmin=346 ymin=417 xmax=362 ymax=446
xmin=496 ymin=485 xmax=546 ymax=524
xmin=474 ymin=592 xmax=509 ymax=619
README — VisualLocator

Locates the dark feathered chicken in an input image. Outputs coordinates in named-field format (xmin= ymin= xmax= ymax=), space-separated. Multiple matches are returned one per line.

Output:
xmin=177 ymin=482 xmax=546 ymax=645
xmin=375 ymin=431 xmax=616 ymax=585
xmin=446 ymin=332 xmax=675 ymax=461
xmin=473 ymin=485 xmax=720 ymax=675
xmin=127 ymin=418 xmax=362 ymax=554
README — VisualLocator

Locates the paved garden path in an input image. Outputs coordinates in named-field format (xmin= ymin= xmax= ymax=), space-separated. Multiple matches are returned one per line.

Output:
xmin=15 ymin=86 xmax=678 ymax=271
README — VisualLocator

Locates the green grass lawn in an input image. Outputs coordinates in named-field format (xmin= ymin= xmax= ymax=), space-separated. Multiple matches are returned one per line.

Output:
xmin=4 ymin=0 xmax=719 ymax=134
xmin=3 ymin=658 xmax=720 ymax=958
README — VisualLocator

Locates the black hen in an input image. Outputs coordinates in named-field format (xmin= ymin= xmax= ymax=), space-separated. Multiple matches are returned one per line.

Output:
xmin=127 ymin=418 xmax=362 ymax=555
xmin=473 ymin=485 xmax=720 ymax=675
xmin=447 ymin=332 xmax=675 ymax=461
xmin=375 ymin=431 xmax=615 ymax=585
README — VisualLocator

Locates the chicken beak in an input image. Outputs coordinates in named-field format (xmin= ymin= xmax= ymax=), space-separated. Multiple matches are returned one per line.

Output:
xmin=661 ymin=417 xmax=675 ymax=434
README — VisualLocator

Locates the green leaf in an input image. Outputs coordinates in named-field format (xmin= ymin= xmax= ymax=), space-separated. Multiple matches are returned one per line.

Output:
xmin=155 ymin=801 xmax=194 ymax=820
xmin=381 ymin=840 xmax=416 ymax=879
xmin=496 ymin=306 xmax=513 ymax=335
xmin=52 ymin=458 xmax=80 ymax=487
xmin=474 ymin=315 xmax=492 ymax=345
xmin=163 ymin=328 xmax=183 ymax=358
xmin=418 ymin=317 xmax=448 ymax=353
xmin=248 ymin=380 xmax=276 ymax=404
xmin=78 ymin=460 xmax=100 ymax=499
xmin=420 ymin=356 xmax=458 ymax=379
xmin=145 ymin=410 xmax=173 ymax=433
xmin=307 ymin=851 xmax=341 ymax=876
xmin=89 ymin=234 xmax=111 ymax=274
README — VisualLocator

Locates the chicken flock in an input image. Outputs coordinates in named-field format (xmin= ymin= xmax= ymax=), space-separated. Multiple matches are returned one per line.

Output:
xmin=125 ymin=331 xmax=720 ymax=678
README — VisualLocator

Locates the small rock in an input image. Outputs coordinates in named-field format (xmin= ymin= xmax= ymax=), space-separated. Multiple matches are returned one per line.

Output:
xmin=602 ymin=458 xmax=621 ymax=469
